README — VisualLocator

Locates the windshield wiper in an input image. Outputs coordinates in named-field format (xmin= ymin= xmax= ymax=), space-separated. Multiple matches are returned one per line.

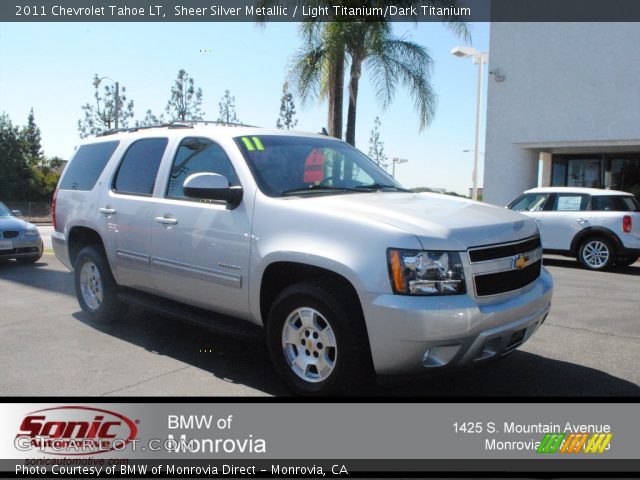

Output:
xmin=353 ymin=183 xmax=412 ymax=192
xmin=282 ymin=185 xmax=360 ymax=196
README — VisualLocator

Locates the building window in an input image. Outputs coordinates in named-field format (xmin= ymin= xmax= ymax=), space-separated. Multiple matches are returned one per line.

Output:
xmin=551 ymin=153 xmax=640 ymax=196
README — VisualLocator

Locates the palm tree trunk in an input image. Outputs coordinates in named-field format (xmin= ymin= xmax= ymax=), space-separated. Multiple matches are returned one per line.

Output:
xmin=327 ymin=50 xmax=345 ymax=139
xmin=345 ymin=56 xmax=362 ymax=147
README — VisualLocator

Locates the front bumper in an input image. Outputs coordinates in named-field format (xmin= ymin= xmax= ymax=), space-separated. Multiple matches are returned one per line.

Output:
xmin=360 ymin=267 xmax=553 ymax=375
xmin=0 ymin=236 xmax=42 ymax=259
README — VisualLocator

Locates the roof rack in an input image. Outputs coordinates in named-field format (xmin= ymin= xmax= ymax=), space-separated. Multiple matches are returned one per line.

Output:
xmin=96 ymin=120 xmax=259 ymax=137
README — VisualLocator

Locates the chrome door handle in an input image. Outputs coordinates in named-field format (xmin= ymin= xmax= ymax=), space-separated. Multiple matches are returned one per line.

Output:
xmin=155 ymin=216 xmax=178 ymax=225
xmin=99 ymin=207 xmax=116 ymax=215
xmin=577 ymin=218 xmax=589 ymax=224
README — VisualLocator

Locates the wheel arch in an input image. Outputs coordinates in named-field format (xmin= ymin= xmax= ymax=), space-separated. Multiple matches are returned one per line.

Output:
xmin=67 ymin=226 xmax=107 ymax=269
xmin=259 ymin=260 xmax=366 ymax=328
xmin=570 ymin=226 xmax=622 ymax=256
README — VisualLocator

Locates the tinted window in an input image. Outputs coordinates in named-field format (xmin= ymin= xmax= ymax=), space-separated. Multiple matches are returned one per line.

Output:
xmin=550 ymin=194 xmax=589 ymax=211
xmin=509 ymin=193 xmax=549 ymax=212
xmin=167 ymin=138 xmax=239 ymax=200
xmin=59 ymin=141 xmax=119 ymax=191
xmin=113 ymin=138 xmax=168 ymax=196
xmin=621 ymin=196 xmax=640 ymax=211
xmin=592 ymin=196 xmax=623 ymax=211
xmin=592 ymin=195 xmax=640 ymax=212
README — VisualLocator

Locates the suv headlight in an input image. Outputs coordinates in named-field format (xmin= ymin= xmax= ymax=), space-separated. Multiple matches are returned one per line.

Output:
xmin=25 ymin=227 xmax=40 ymax=237
xmin=387 ymin=249 xmax=466 ymax=295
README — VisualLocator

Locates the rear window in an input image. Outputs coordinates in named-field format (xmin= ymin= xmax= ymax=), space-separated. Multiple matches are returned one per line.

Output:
xmin=58 ymin=141 xmax=119 ymax=191
xmin=592 ymin=195 xmax=640 ymax=212
xmin=113 ymin=138 xmax=168 ymax=196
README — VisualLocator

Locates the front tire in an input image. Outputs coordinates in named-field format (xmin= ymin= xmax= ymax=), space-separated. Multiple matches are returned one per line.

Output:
xmin=577 ymin=237 xmax=615 ymax=270
xmin=266 ymin=282 xmax=374 ymax=396
xmin=74 ymin=245 xmax=126 ymax=323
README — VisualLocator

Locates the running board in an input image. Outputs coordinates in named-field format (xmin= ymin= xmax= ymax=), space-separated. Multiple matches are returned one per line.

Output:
xmin=117 ymin=289 xmax=263 ymax=341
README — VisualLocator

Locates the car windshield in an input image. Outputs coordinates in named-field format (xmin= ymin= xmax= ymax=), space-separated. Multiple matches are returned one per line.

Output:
xmin=234 ymin=135 xmax=407 ymax=197
xmin=0 ymin=202 xmax=13 ymax=217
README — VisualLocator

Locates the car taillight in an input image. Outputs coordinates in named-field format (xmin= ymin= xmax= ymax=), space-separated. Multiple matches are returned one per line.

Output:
xmin=51 ymin=188 xmax=58 ymax=230
xmin=623 ymin=215 xmax=632 ymax=233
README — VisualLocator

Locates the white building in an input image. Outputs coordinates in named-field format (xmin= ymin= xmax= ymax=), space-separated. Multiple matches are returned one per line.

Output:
xmin=484 ymin=23 xmax=640 ymax=206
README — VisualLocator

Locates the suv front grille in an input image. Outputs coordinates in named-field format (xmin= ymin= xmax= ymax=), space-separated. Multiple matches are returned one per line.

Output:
xmin=468 ymin=236 xmax=541 ymax=263
xmin=2 ymin=231 xmax=19 ymax=239
xmin=474 ymin=260 xmax=542 ymax=297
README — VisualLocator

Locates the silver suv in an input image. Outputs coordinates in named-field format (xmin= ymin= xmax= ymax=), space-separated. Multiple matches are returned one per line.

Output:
xmin=53 ymin=124 xmax=553 ymax=395
xmin=508 ymin=187 xmax=640 ymax=270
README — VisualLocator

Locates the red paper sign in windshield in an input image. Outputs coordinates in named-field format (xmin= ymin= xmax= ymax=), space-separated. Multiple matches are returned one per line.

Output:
xmin=304 ymin=149 xmax=325 ymax=183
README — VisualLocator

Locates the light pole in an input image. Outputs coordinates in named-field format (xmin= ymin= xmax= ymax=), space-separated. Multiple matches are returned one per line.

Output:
xmin=392 ymin=157 xmax=408 ymax=178
xmin=451 ymin=46 xmax=488 ymax=201
xmin=93 ymin=76 xmax=120 ymax=130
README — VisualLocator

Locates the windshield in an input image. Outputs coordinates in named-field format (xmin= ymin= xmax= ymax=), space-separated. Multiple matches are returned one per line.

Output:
xmin=234 ymin=135 xmax=405 ymax=197
xmin=0 ymin=202 xmax=13 ymax=217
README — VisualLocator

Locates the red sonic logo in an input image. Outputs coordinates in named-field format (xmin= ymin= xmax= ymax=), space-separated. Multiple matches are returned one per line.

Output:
xmin=15 ymin=406 xmax=138 ymax=455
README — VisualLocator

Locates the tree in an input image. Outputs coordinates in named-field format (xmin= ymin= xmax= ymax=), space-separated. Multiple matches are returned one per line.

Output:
xmin=136 ymin=109 xmax=165 ymax=127
xmin=22 ymin=108 xmax=43 ymax=164
xmin=78 ymin=75 xmax=135 ymax=138
xmin=368 ymin=116 xmax=387 ymax=168
xmin=284 ymin=1 xmax=469 ymax=146
xmin=217 ymin=90 xmax=240 ymax=125
xmin=165 ymin=69 xmax=204 ymax=121
xmin=288 ymin=21 xmax=346 ymax=138
xmin=0 ymin=113 xmax=32 ymax=201
xmin=276 ymin=82 xmax=298 ymax=130
xmin=343 ymin=21 xmax=452 ymax=146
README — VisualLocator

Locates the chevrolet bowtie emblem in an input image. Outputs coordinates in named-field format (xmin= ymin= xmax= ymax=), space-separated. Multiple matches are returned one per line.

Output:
xmin=513 ymin=254 xmax=529 ymax=270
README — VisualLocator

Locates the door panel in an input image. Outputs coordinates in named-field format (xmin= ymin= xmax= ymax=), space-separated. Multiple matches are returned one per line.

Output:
xmin=540 ymin=193 xmax=591 ymax=251
xmin=149 ymin=136 xmax=252 ymax=318
xmin=99 ymin=138 xmax=168 ymax=291
xmin=151 ymin=199 xmax=251 ymax=317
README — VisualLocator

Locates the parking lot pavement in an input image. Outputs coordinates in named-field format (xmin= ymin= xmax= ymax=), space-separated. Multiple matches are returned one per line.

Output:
xmin=0 ymin=254 xmax=639 ymax=397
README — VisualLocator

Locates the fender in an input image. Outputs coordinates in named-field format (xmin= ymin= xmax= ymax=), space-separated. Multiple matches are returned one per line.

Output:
xmin=570 ymin=226 xmax=622 ymax=255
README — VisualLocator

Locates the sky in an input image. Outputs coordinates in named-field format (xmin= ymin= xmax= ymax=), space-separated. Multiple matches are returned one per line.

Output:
xmin=0 ymin=21 xmax=489 ymax=195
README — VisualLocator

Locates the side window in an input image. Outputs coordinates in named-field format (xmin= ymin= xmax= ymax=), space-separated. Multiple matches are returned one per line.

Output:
xmin=113 ymin=138 xmax=168 ymax=196
xmin=592 ymin=196 xmax=622 ymax=211
xmin=59 ymin=141 xmax=119 ymax=191
xmin=550 ymin=194 xmax=589 ymax=212
xmin=167 ymin=137 xmax=239 ymax=200
xmin=510 ymin=193 xmax=549 ymax=212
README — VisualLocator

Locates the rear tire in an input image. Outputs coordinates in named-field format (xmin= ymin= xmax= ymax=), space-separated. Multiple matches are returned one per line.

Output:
xmin=74 ymin=245 xmax=126 ymax=323
xmin=266 ymin=282 xmax=374 ymax=396
xmin=577 ymin=237 xmax=615 ymax=270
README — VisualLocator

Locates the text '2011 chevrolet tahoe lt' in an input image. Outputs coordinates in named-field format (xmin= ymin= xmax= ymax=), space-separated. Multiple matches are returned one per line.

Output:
xmin=52 ymin=124 xmax=553 ymax=395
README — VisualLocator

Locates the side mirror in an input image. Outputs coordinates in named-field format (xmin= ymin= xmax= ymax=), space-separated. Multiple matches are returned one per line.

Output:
xmin=12 ymin=209 xmax=23 ymax=217
xmin=183 ymin=173 xmax=243 ymax=209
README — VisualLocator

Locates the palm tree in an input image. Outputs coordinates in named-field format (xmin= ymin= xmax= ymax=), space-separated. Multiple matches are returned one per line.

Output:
xmin=342 ymin=22 xmax=436 ymax=146
xmin=288 ymin=22 xmax=347 ymax=139
xmin=263 ymin=1 xmax=470 ymax=145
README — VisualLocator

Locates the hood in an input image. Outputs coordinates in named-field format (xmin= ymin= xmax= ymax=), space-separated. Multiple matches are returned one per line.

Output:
xmin=290 ymin=192 xmax=538 ymax=250
xmin=0 ymin=216 xmax=34 ymax=231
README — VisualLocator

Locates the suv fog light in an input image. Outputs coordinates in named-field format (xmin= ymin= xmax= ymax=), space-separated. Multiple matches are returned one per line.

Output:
xmin=421 ymin=344 xmax=460 ymax=367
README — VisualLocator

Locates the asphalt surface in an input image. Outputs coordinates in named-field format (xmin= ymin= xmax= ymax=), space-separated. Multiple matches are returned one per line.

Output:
xmin=1 ymin=251 xmax=639 ymax=397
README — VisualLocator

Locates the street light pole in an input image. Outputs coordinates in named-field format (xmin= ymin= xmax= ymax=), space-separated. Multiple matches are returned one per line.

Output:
xmin=451 ymin=47 xmax=488 ymax=201
xmin=114 ymin=81 xmax=120 ymax=130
